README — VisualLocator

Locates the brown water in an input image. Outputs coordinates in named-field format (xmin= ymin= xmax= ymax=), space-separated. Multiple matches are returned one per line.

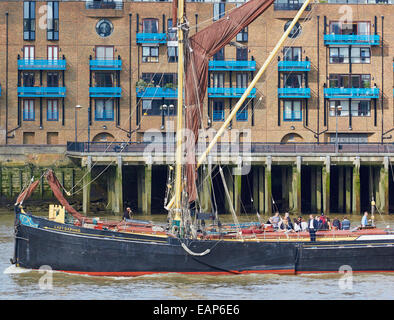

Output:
xmin=1 ymin=210 xmax=394 ymax=300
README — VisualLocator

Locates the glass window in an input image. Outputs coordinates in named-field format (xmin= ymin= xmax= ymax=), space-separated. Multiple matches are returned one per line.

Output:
xmin=95 ymin=72 xmax=114 ymax=87
xmin=143 ymin=18 xmax=158 ymax=33
xmin=329 ymin=100 xmax=349 ymax=117
xmin=284 ymin=21 xmax=301 ymax=38
xmin=213 ymin=3 xmax=225 ymax=21
xmin=352 ymin=100 xmax=370 ymax=116
xmin=142 ymin=46 xmax=159 ymax=63
xmin=167 ymin=19 xmax=177 ymax=41
xmin=236 ymin=102 xmax=248 ymax=121
xmin=47 ymin=100 xmax=59 ymax=121
xmin=95 ymin=99 xmax=114 ymax=121
xmin=24 ymin=45 xmax=35 ymax=60
xmin=236 ymin=27 xmax=248 ymax=42
xmin=329 ymin=47 xmax=349 ymax=64
xmin=47 ymin=1 xmax=59 ymax=41
xmin=284 ymin=47 xmax=301 ymax=61
xmin=96 ymin=46 xmax=114 ymax=60
xmin=141 ymin=99 xmax=177 ymax=116
xmin=283 ymin=100 xmax=302 ymax=121
xmin=236 ymin=47 xmax=248 ymax=61
xmin=212 ymin=73 xmax=224 ymax=88
xmin=23 ymin=72 xmax=35 ymax=87
xmin=236 ymin=73 xmax=248 ymax=88
xmin=47 ymin=72 xmax=59 ymax=87
xmin=23 ymin=100 xmax=35 ymax=121
xmin=213 ymin=48 xmax=224 ymax=61
xmin=283 ymin=73 xmax=302 ymax=88
xmin=23 ymin=1 xmax=35 ymax=41
xmin=48 ymin=46 xmax=58 ymax=60
xmin=167 ymin=46 xmax=178 ymax=63
xmin=213 ymin=100 xmax=225 ymax=121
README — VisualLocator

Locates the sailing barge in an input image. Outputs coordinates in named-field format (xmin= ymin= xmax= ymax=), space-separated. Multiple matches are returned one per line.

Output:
xmin=11 ymin=0 xmax=394 ymax=275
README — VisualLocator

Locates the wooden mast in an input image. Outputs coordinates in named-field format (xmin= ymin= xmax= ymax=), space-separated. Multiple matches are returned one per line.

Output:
xmin=174 ymin=0 xmax=185 ymax=210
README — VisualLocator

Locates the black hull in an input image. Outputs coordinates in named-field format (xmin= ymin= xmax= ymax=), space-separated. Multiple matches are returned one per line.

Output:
xmin=13 ymin=214 xmax=394 ymax=275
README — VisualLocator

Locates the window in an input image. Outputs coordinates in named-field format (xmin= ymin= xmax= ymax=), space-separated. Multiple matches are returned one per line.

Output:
xmin=142 ymin=99 xmax=177 ymax=116
xmin=329 ymin=47 xmax=349 ymax=64
xmin=236 ymin=73 xmax=248 ymax=88
xmin=48 ymin=45 xmax=59 ymax=60
xmin=142 ymin=46 xmax=159 ymax=63
xmin=96 ymin=19 xmax=113 ymax=38
xmin=284 ymin=47 xmax=301 ymax=61
xmin=96 ymin=46 xmax=114 ymax=60
xmin=23 ymin=1 xmax=35 ymax=41
xmin=47 ymin=72 xmax=59 ymax=87
xmin=284 ymin=21 xmax=301 ymax=38
xmin=47 ymin=1 xmax=59 ymax=41
xmin=329 ymin=21 xmax=371 ymax=35
xmin=283 ymin=100 xmax=302 ymax=121
xmin=23 ymin=72 xmax=35 ymax=87
xmin=143 ymin=18 xmax=158 ymax=33
xmin=328 ymin=74 xmax=370 ymax=88
xmin=47 ymin=100 xmax=59 ymax=121
xmin=213 ymin=48 xmax=224 ymax=61
xmin=167 ymin=19 xmax=177 ymax=41
xmin=212 ymin=73 xmax=224 ymax=88
xmin=351 ymin=47 xmax=370 ymax=64
xmin=167 ymin=46 xmax=178 ymax=63
xmin=23 ymin=100 xmax=35 ymax=121
xmin=24 ymin=45 xmax=35 ymax=60
xmin=329 ymin=100 xmax=370 ymax=117
xmin=95 ymin=99 xmax=114 ymax=121
xmin=236 ymin=27 xmax=248 ymax=42
xmin=141 ymin=73 xmax=177 ymax=87
xmin=236 ymin=47 xmax=248 ymax=61
xmin=283 ymin=73 xmax=302 ymax=88
xmin=213 ymin=3 xmax=225 ymax=21
xmin=236 ymin=102 xmax=248 ymax=121
xmin=95 ymin=72 xmax=114 ymax=87
xmin=213 ymin=100 xmax=225 ymax=121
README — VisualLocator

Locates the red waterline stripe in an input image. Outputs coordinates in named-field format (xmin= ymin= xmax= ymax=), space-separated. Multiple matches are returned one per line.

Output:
xmin=57 ymin=269 xmax=296 ymax=276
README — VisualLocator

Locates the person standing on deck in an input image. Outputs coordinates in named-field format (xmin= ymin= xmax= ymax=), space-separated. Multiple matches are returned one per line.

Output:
xmin=361 ymin=211 xmax=369 ymax=227
xmin=123 ymin=207 xmax=133 ymax=221
xmin=308 ymin=214 xmax=319 ymax=242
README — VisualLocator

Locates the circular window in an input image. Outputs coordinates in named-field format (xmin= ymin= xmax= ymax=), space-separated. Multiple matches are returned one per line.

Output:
xmin=96 ymin=19 xmax=113 ymax=38
xmin=284 ymin=21 xmax=301 ymax=39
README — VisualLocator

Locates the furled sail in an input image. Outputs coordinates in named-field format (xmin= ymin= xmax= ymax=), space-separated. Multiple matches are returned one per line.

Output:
xmin=182 ymin=0 xmax=275 ymax=202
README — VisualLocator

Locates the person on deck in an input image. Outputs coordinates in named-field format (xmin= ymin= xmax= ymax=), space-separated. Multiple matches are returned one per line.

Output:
xmin=123 ymin=207 xmax=133 ymax=221
xmin=308 ymin=214 xmax=319 ymax=242
xmin=361 ymin=211 xmax=369 ymax=227
xmin=341 ymin=216 xmax=351 ymax=230
xmin=332 ymin=217 xmax=341 ymax=230
xmin=269 ymin=212 xmax=281 ymax=230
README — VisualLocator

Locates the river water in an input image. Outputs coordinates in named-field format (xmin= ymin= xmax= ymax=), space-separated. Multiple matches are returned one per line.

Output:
xmin=1 ymin=210 xmax=394 ymax=300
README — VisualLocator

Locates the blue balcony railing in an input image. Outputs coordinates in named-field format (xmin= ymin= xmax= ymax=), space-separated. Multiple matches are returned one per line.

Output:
xmin=324 ymin=88 xmax=379 ymax=99
xmin=208 ymin=87 xmax=256 ymax=98
xmin=212 ymin=110 xmax=225 ymax=122
xmin=18 ymin=59 xmax=66 ymax=70
xmin=278 ymin=60 xmax=310 ymax=72
xmin=136 ymin=33 xmax=167 ymax=44
xmin=89 ymin=87 xmax=122 ymax=98
xmin=136 ymin=87 xmax=177 ymax=98
xmin=17 ymin=87 xmax=66 ymax=97
xmin=209 ymin=60 xmax=256 ymax=71
xmin=90 ymin=59 xmax=122 ymax=70
xmin=324 ymin=34 xmax=380 ymax=46
xmin=278 ymin=88 xmax=310 ymax=99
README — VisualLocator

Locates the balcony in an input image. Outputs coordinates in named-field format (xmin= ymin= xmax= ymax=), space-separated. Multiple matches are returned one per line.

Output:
xmin=324 ymin=88 xmax=379 ymax=99
xmin=89 ymin=87 xmax=122 ymax=98
xmin=324 ymin=34 xmax=380 ymax=46
xmin=209 ymin=60 xmax=256 ymax=71
xmin=278 ymin=60 xmax=310 ymax=72
xmin=136 ymin=87 xmax=177 ymax=99
xmin=278 ymin=88 xmax=310 ymax=99
xmin=18 ymin=59 xmax=66 ymax=70
xmin=85 ymin=0 xmax=123 ymax=10
xmin=136 ymin=33 xmax=167 ymax=44
xmin=208 ymin=87 xmax=256 ymax=98
xmin=17 ymin=87 xmax=66 ymax=98
xmin=90 ymin=59 xmax=122 ymax=71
